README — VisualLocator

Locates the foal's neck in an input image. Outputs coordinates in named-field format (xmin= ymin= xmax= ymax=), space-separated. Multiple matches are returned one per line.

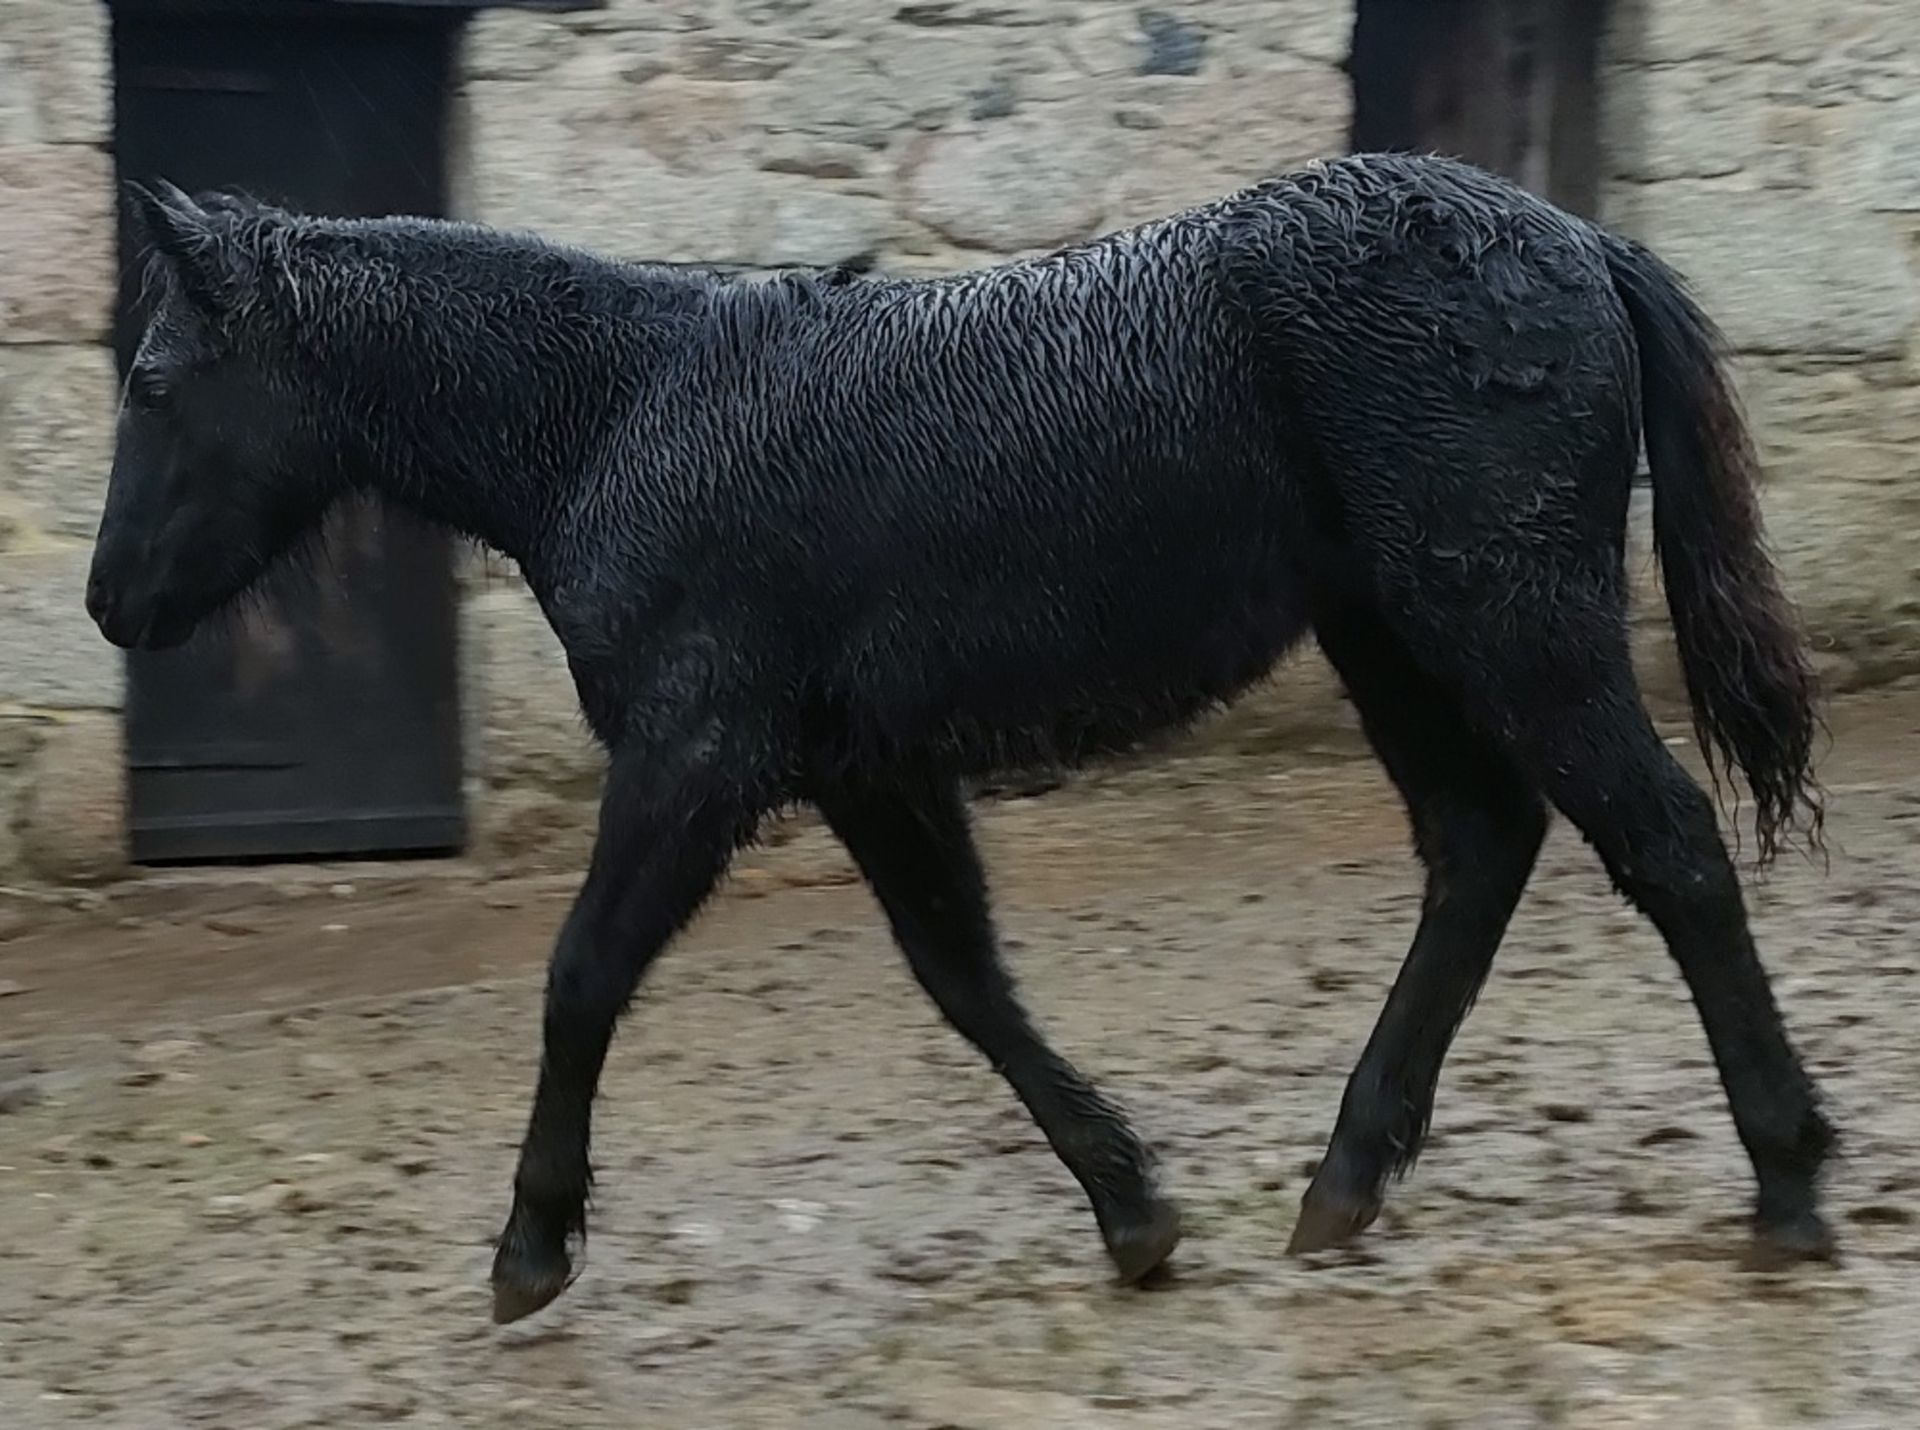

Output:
xmin=311 ymin=233 xmax=706 ymax=580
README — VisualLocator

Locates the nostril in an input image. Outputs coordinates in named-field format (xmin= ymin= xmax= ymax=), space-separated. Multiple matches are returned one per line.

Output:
xmin=85 ymin=571 xmax=114 ymax=622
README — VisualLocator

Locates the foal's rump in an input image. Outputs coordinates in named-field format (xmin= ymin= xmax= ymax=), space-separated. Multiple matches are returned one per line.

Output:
xmin=1216 ymin=152 xmax=1818 ymax=862
xmin=1214 ymin=154 xmax=1644 ymax=626
xmin=1218 ymin=155 xmax=1642 ymax=521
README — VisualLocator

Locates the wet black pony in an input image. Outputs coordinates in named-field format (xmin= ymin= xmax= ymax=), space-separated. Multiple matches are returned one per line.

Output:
xmin=89 ymin=153 xmax=1836 ymax=1324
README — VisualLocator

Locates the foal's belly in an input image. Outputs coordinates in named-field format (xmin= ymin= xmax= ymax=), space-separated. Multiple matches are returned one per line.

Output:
xmin=855 ymin=544 xmax=1309 ymax=773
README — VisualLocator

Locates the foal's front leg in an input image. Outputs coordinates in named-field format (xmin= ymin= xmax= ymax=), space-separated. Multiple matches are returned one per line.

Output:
xmin=491 ymin=745 xmax=748 ymax=1324
xmin=818 ymin=777 xmax=1181 ymax=1284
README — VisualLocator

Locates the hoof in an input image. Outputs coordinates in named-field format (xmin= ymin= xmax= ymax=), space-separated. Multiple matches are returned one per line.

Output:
xmin=1286 ymin=1183 xmax=1381 ymax=1256
xmin=490 ymin=1232 xmax=575 ymax=1324
xmin=1105 ymin=1196 xmax=1183 ymax=1286
xmin=1743 ymin=1211 xmax=1840 ymax=1272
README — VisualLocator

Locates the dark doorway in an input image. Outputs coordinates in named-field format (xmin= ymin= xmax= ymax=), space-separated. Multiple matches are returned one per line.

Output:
xmin=1349 ymin=0 xmax=1608 ymax=216
xmin=109 ymin=1 xmax=472 ymax=863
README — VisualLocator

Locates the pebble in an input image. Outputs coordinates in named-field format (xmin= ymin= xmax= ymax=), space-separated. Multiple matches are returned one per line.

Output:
xmin=276 ymin=1182 xmax=329 ymax=1213
xmin=134 ymin=1038 xmax=201 ymax=1066
xmin=203 ymin=1192 xmax=268 ymax=1226
xmin=204 ymin=1181 xmax=326 ymax=1224
xmin=770 ymin=1198 xmax=826 ymax=1233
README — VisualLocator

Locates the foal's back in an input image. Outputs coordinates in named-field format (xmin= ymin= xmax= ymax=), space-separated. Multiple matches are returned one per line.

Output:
xmin=636 ymin=216 xmax=1316 ymax=770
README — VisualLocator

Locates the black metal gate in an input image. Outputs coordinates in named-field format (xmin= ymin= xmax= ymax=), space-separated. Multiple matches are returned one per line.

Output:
xmin=110 ymin=1 xmax=476 ymax=862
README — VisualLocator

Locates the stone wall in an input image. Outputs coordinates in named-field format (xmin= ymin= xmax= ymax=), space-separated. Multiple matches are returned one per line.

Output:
xmin=1601 ymin=0 xmax=1920 ymax=692
xmin=0 ymin=1 xmax=124 ymax=884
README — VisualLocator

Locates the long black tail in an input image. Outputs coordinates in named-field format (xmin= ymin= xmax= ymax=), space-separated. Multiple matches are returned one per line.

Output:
xmin=1603 ymin=234 xmax=1823 ymax=864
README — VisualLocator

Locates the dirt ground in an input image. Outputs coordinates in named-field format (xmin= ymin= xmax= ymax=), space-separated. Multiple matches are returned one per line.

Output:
xmin=3 ymin=690 xmax=1919 ymax=1429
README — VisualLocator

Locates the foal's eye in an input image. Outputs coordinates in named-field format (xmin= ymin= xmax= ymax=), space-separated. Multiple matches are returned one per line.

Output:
xmin=128 ymin=368 xmax=171 ymax=411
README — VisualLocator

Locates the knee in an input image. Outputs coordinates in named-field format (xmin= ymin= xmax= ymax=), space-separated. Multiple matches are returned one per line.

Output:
xmin=543 ymin=925 xmax=630 ymax=1033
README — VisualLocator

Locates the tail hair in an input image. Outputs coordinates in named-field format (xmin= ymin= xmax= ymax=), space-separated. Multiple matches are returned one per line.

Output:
xmin=1603 ymin=234 xmax=1824 ymax=865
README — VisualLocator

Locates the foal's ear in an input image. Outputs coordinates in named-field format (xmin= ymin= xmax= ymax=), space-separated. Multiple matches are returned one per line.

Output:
xmin=124 ymin=178 xmax=253 ymax=321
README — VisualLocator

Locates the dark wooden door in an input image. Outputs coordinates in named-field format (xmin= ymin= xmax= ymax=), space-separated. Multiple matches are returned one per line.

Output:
xmin=1350 ymin=0 xmax=1607 ymax=216
xmin=111 ymin=2 xmax=467 ymax=862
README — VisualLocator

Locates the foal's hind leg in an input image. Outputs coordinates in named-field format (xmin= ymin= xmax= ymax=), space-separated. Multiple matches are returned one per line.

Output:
xmin=1340 ymin=557 xmax=1834 ymax=1262
xmin=1492 ymin=674 xmax=1837 ymax=1263
xmin=1289 ymin=599 xmax=1548 ymax=1254
xmin=817 ymin=777 xmax=1180 ymax=1284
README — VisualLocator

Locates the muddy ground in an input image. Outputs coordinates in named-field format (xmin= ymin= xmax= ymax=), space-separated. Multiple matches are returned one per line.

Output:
xmin=2 ymin=691 xmax=1918 ymax=1429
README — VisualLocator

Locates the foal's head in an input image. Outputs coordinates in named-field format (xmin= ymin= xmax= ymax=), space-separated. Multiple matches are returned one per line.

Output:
xmin=86 ymin=182 xmax=345 ymax=651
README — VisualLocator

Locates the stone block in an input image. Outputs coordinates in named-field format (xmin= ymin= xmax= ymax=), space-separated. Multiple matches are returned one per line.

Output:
xmin=460 ymin=585 xmax=604 ymax=803
xmin=460 ymin=8 xmax=627 ymax=81
xmin=0 ymin=546 xmax=121 ymax=708
xmin=1107 ymin=63 xmax=1351 ymax=224
xmin=1625 ymin=358 xmax=1920 ymax=685
xmin=873 ymin=24 xmax=1046 ymax=130
xmin=461 ymin=582 xmax=603 ymax=867
xmin=0 ymin=493 xmax=38 ymax=552
xmin=1829 ymin=95 xmax=1920 ymax=212
xmin=1624 ymin=2 xmax=1830 ymax=64
xmin=626 ymin=75 xmax=753 ymax=172
xmin=1756 ymin=450 xmax=1920 ymax=686
xmin=754 ymin=44 xmax=910 ymax=150
xmin=0 ymin=343 xmax=115 ymax=541
xmin=676 ymin=33 xmax=803 ymax=83
xmin=1799 ymin=26 xmax=1920 ymax=108
xmin=1606 ymin=63 xmax=1766 ymax=183
xmin=1203 ymin=0 xmax=1355 ymax=66
xmin=1618 ymin=191 xmax=1918 ymax=357
xmin=574 ymin=0 xmax=719 ymax=32
xmin=1735 ymin=357 xmax=1920 ymax=448
xmin=0 ymin=144 xmax=115 ymax=342
xmin=1070 ymin=1 xmax=1351 ymax=72
xmin=14 ymin=712 xmax=126 ymax=884
xmin=461 ymin=17 xmax=559 ymax=82
xmin=901 ymin=109 xmax=1110 ymax=252
xmin=733 ymin=0 xmax=873 ymax=42
xmin=462 ymin=82 xmax=771 ymax=263
xmin=0 ymin=0 xmax=110 ymax=146
xmin=1063 ymin=9 xmax=1162 ymax=82
xmin=761 ymin=188 xmax=894 ymax=267
xmin=1614 ymin=362 xmax=1920 ymax=693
